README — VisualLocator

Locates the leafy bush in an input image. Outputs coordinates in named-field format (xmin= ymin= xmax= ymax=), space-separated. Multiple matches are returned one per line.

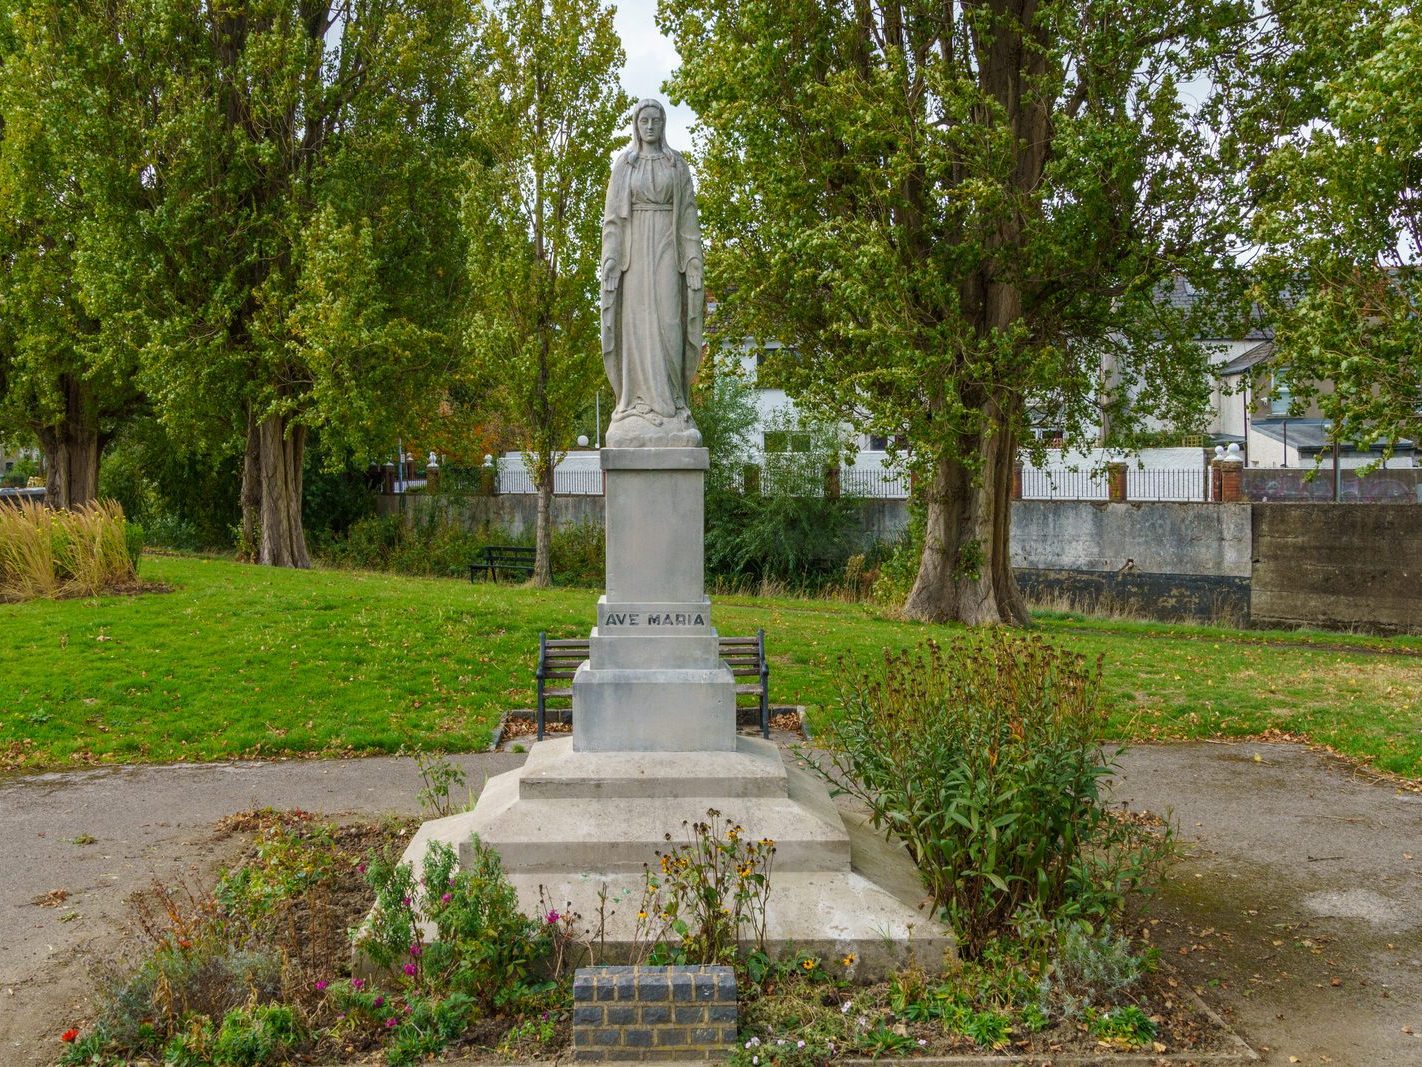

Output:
xmin=0 ymin=499 xmax=140 ymax=599
xmin=359 ymin=836 xmax=558 ymax=1015
xmin=705 ymin=486 xmax=860 ymax=592
xmin=813 ymin=634 xmax=1171 ymax=958
xmin=551 ymin=520 xmax=604 ymax=586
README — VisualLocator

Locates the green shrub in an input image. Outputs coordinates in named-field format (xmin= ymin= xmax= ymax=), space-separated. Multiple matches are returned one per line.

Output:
xmin=813 ymin=634 xmax=1171 ymax=958
xmin=551 ymin=520 xmax=604 ymax=586
xmin=212 ymin=1003 xmax=300 ymax=1066
xmin=359 ymin=836 xmax=557 ymax=1015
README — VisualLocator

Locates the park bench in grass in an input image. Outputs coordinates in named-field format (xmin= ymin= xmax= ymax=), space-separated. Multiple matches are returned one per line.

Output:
xmin=469 ymin=545 xmax=536 ymax=583
xmin=534 ymin=629 xmax=770 ymax=742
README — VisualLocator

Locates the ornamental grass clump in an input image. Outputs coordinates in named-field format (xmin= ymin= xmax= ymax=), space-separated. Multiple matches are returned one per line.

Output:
xmin=815 ymin=634 xmax=1170 ymax=958
xmin=0 ymin=498 xmax=140 ymax=599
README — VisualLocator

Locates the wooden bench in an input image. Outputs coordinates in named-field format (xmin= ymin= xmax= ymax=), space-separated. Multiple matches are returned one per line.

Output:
xmin=469 ymin=545 xmax=535 ymax=582
xmin=535 ymin=629 xmax=769 ymax=741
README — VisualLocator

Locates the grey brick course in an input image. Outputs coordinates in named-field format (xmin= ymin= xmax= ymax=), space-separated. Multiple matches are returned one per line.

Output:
xmin=573 ymin=965 xmax=736 ymax=1061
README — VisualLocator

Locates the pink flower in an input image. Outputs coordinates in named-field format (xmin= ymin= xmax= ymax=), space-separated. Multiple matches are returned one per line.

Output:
xmin=351 ymin=978 xmax=366 ymax=991
xmin=402 ymin=896 xmax=412 ymax=907
xmin=385 ymin=1017 xmax=397 ymax=1028
xmin=440 ymin=892 xmax=452 ymax=903
xmin=403 ymin=963 xmax=417 ymax=976
xmin=373 ymin=996 xmax=385 ymax=1008
xmin=545 ymin=909 xmax=561 ymax=924
xmin=409 ymin=943 xmax=422 ymax=957
xmin=314 ymin=979 xmax=328 ymax=992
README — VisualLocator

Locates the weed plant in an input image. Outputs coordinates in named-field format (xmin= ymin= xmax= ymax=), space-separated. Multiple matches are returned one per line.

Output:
xmin=0 ymin=499 xmax=140 ymax=600
xmin=813 ymin=634 xmax=1173 ymax=958
xmin=633 ymin=809 xmax=775 ymax=964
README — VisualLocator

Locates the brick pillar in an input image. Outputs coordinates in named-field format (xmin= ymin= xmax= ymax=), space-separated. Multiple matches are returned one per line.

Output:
xmin=425 ymin=463 xmax=440 ymax=493
xmin=381 ymin=462 xmax=396 ymax=495
xmin=824 ymin=465 xmax=840 ymax=499
xmin=1219 ymin=460 xmax=1244 ymax=502
xmin=1106 ymin=461 xmax=1128 ymax=503
xmin=1210 ymin=460 xmax=1223 ymax=502
xmin=742 ymin=463 xmax=760 ymax=495
xmin=1011 ymin=461 xmax=1023 ymax=501
xmin=478 ymin=465 xmax=497 ymax=496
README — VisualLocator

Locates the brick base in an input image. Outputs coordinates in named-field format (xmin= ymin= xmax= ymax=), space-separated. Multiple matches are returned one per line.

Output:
xmin=572 ymin=965 xmax=737 ymax=1061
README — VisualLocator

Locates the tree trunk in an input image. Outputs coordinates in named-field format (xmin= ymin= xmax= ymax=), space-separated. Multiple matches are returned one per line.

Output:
xmin=902 ymin=387 xmax=1029 ymax=627
xmin=255 ymin=412 xmax=309 ymax=568
xmin=35 ymin=374 xmax=101 ymax=509
xmin=532 ymin=455 xmax=554 ymax=588
xmin=238 ymin=405 xmax=262 ymax=561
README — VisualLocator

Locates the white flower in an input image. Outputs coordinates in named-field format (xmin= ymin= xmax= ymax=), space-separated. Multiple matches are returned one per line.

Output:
xmin=917 ymin=1039 xmax=928 ymax=1046
xmin=797 ymin=1040 xmax=806 ymax=1048
xmin=840 ymin=1001 xmax=851 ymax=1014
xmin=752 ymin=1057 xmax=759 ymax=1065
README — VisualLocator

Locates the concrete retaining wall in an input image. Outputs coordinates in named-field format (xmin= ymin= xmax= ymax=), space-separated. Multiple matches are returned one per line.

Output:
xmin=1250 ymin=504 xmax=1422 ymax=634
xmin=378 ymin=493 xmax=1419 ymax=634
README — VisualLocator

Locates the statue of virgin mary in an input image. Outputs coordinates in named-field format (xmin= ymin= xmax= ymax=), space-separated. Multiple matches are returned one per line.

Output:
xmin=600 ymin=98 xmax=704 ymax=448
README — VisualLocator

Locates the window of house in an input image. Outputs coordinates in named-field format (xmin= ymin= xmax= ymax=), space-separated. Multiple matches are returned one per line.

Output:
xmin=764 ymin=430 xmax=813 ymax=453
xmin=867 ymin=434 xmax=889 ymax=451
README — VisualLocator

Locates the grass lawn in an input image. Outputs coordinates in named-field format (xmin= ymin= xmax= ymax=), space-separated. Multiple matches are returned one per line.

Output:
xmin=2 ymin=554 xmax=1420 ymax=778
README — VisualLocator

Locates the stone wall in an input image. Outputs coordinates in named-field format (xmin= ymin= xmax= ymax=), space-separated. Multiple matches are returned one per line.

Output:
xmin=1010 ymin=501 xmax=1252 ymax=623
xmin=378 ymin=493 xmax=1420 ymax=634
xmin=1250 ymin=504 xmax=1422 ymax=634
xmin=376 ymin=491 xmax=605 ymax=538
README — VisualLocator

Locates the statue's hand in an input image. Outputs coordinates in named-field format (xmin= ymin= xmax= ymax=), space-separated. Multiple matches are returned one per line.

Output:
xmin=686 ymin=259 xmax=703 ymax=291
xmin=601 ymin=258 xmax=619 ymax=291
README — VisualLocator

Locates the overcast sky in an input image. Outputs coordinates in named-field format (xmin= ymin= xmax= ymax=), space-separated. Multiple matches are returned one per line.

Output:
xmin=613 ymin=0 xmax=696 ymax=150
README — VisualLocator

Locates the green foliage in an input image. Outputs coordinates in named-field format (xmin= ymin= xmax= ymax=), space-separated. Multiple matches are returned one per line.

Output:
xmin=705 ymin=410 xmax=860 ymax=592
xmin=550 ymin=521 xmax=605 ymax=586
xmin=216 ymin=825 xmax=338 ymax=923
xmin=1253 ymin=1 xmax=1422 ymax=455
xmin=410 ymin=749 xmax=468 ymax=819
xmin=98 ymin=420 xmax=241 ymax=551
xmin=459 ymin=0 xmax=632 ymax=584
xmin=634 ymin=809 xmax=776 ymax=965
xmin=211 ymin=1003 xmax=300 ymax=1066
xmin=813 ymin=635 xmax=1173 ymax=957
xmin=360 ymin=837 xmax=556 ymax=1014
xmin=1089 ymin=1004 xmax=1158 ymax=1047
xmin=660 ymin=0 xmax=1259 ymax=621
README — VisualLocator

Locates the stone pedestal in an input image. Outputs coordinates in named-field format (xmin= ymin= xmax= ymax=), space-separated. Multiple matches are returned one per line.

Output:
xmin=399 ymin=444 xmax=955 ymax=977
xmin=576 ymin=448 xmax=736 ymax=752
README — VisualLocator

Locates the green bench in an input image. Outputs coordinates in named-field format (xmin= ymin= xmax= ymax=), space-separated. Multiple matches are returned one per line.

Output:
xmin=535 ymin=629 xmax=770 ymax=741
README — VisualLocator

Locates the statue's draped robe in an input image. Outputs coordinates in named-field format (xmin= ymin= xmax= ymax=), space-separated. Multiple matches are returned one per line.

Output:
xmin=601 ymin=148 xmax=703 ymax=426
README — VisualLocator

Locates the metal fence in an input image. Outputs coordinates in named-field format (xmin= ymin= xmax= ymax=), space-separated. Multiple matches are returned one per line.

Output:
xmin=1126 ymin=468 xmax=1208 ymax=502
xmin=494 ymin=466 xmax=604 ymax=495
xmin=1021 ymin=467 xmax=1109 ymax=500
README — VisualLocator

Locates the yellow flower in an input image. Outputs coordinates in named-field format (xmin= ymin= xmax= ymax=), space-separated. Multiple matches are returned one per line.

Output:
xmin=841 ymin=954 xmax=856 ymax=967
xmin=801 ymin=957 xmax=817 ymax=971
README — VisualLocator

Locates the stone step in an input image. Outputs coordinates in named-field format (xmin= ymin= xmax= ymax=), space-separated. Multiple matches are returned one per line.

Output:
xmin=518 ymin=736 xmax=788 ymax=801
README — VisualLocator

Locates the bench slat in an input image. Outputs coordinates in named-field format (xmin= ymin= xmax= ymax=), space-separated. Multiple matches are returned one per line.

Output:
xmin=535 ymin=628 xmax=769 ymax=739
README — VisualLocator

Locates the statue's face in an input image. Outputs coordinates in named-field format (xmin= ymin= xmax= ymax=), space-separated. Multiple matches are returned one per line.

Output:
xmin=636 ymin=107 xmax=665 ymax=146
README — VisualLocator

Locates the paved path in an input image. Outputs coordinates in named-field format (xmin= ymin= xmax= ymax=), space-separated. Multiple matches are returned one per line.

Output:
xmin=1 ymin=743 xmax=1418 ymax=1066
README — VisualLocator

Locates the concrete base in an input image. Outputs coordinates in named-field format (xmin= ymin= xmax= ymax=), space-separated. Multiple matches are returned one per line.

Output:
xmin=400 ymin=738 xmax=955 ymax=979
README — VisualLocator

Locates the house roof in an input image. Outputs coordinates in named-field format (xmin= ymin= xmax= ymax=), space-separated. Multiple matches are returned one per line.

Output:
xmin=1219 ymin=340 xmax=1275 ymax=376
xmin=1251 ymin=418 xmax=1416 ymax=455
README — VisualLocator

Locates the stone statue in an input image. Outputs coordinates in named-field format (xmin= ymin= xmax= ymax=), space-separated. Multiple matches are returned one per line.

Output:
xmin=600 ymin=98 xmax=704 ymax=448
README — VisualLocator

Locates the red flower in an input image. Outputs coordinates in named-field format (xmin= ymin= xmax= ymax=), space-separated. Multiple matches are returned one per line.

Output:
xmin=60 ymin=1028 xmax=80 ymax=1043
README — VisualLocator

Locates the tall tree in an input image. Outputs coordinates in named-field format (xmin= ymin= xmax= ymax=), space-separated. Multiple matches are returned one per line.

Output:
xmin=660 ymin=0 xmax=1262 ymax=624
xmin=0 ymin=2 xmax=146 ymax=507
xmin=75 ymin=0 xmax=477 ymax=566
xmin=461 ymin=0 xmax=629 ymax=586
xmin=1253 ymin=1 xmax=1422 ymax=455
